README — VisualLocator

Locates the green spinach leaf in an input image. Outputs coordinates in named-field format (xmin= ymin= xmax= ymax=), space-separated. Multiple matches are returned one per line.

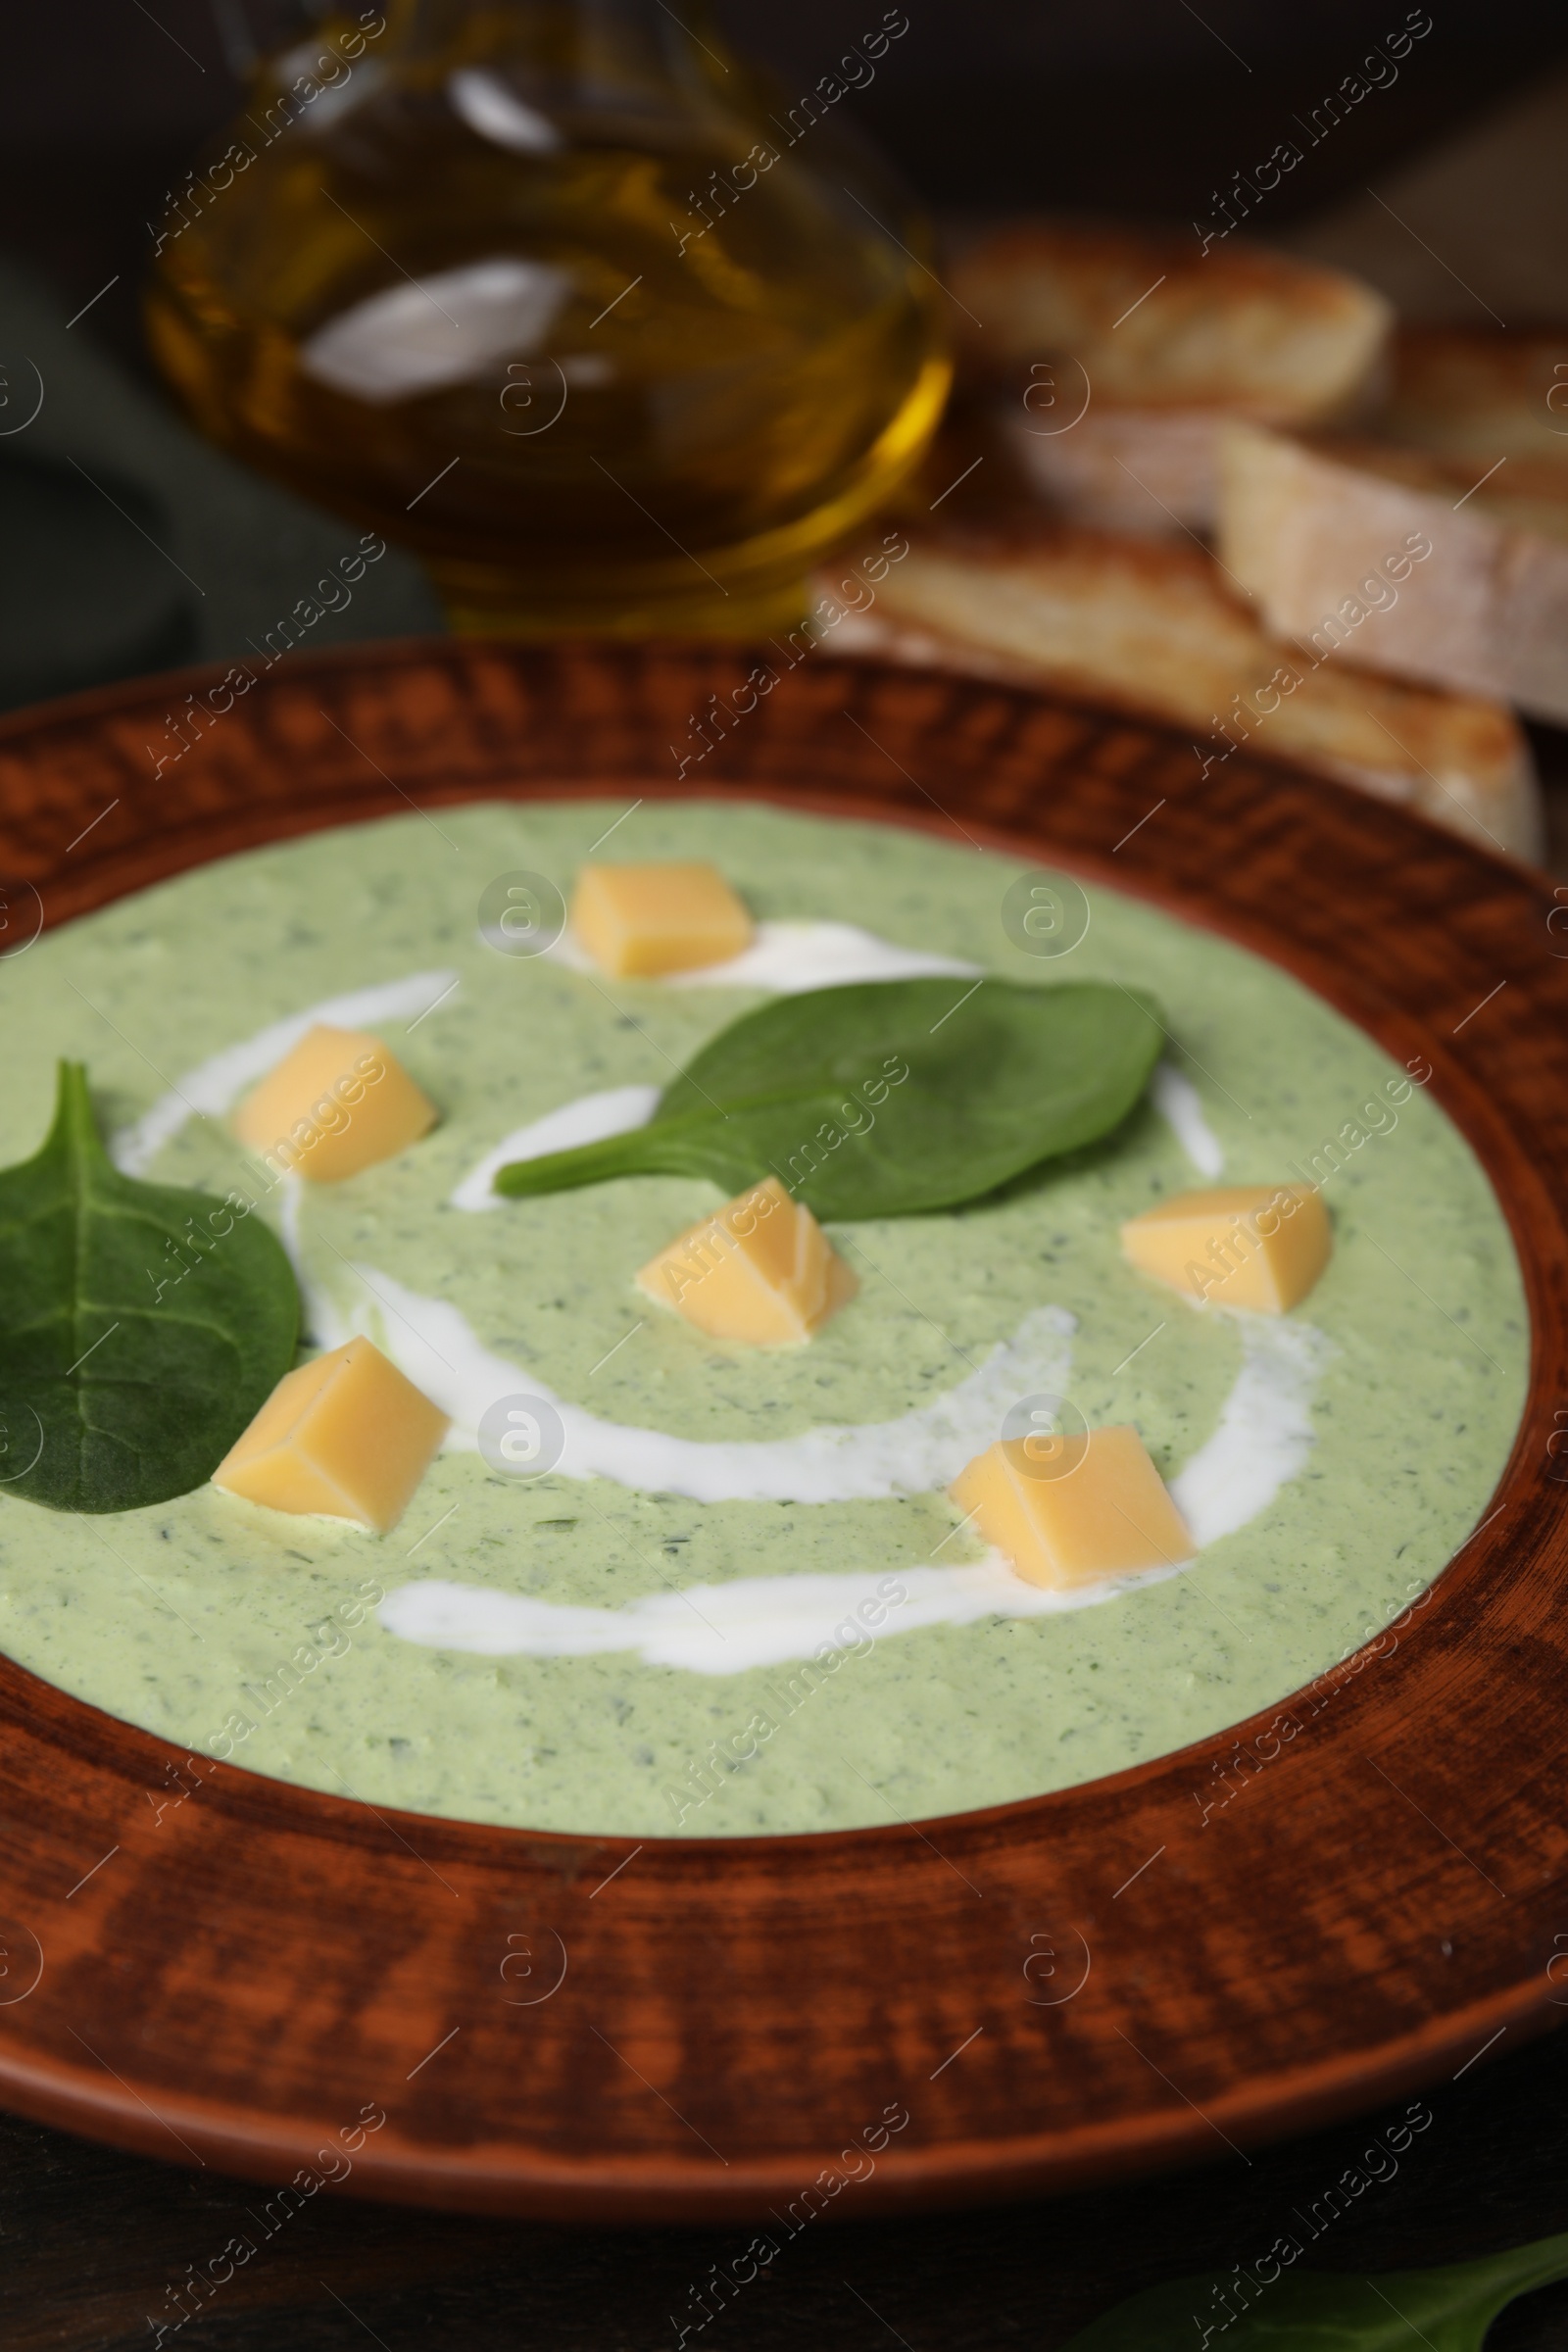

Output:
xmin=0 ymin=1062 xmax=299 ymax=1514
xmin=1062 ymin=2230 xmax=1568 ymax=2349
xmin=496 ymin=979 xmax=1163 ymax=1217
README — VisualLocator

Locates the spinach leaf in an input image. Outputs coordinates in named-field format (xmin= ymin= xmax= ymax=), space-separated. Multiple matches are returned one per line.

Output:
xmin=0 ymin=1062 xmax=299 ymax=1514
xmin=1062 ymin=2230 xmax=1568 ymax=2350
xmin=496 ymin=979 xmax=1163 ymax=1218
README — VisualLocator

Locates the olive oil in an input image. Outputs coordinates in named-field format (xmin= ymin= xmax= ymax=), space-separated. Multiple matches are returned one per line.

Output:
xmin=147 ymin=3 xmax=949 ymax=634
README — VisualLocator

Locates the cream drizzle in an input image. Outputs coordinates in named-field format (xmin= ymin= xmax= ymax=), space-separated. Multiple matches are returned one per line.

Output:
xmin=374 ymin=1302 xmax=1331 ymax=1670
xmin=350 ymin=1283 xmax=1079 ymax=1503
xmin=1150 ymin=1063 xmax=1225 ymax=1178
xmin=541 ymin=917 xmax=979 ymax=992
xmin=449 ymin=1085 xmax=662 ymax=1212
xmin=1170 ymin=1314 xmax=1333 ymax=1545
xmin=379 ymin=1555 xmax=1182 ymax=1676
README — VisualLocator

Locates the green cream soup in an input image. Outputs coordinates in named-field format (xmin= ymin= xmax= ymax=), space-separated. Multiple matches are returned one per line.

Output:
xmin=0 ymin=801 xmax=1526 ymax=1836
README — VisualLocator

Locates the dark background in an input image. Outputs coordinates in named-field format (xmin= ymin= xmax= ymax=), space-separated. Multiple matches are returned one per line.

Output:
xmin=7 ymin=4 xmax=1568 ymax=2345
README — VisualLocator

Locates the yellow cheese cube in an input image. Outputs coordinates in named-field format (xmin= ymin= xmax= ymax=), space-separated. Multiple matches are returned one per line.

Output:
xmin=636 ymin=1176 xmax=857 ymax=1347
xmin=1121 ymin=1184 xmax=1331 ymax=1312
xmin=570 ymin=860 xmax=754 ymax=977
xmin=233 ymin=1024 xmax=437 ymax=1184
xmin=951 ymin=1425 xmax=1193 ymax=1591
xmin=212 ymin=1336 xmax=449 ymax=1534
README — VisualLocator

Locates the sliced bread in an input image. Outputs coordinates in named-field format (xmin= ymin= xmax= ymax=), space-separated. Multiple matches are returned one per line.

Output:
xmin=950 ymin=221 xmax=1392 ymax=533
xmin=822 ymin=521 xmax=1542 ymax=860
xmin=1216 ymin=419 xmax=1568 ymax=724
xmin=1385 ymin=325 xmax=1568 ymax=470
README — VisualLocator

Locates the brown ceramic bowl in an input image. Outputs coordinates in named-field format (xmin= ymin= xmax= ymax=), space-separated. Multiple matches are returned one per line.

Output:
xmin=0 ymin=638 xmax=1563 ymax=2222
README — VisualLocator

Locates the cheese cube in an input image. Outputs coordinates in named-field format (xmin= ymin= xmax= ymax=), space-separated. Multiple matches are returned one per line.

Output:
xmin=570 ymin=861 xmax=753 ymax=977
xmin=233 ymin=1024 xmax=437 ymax=1184
xmin=636 ymin=1176 xmax=856 ymax=1347
xmin=952 ymin=1425 xmax=1193 ymax=1591
xmin=1121 ymin=1184 xmax=1330 ymax=1313
xmin=212 ymin=1336 xmax=449 ymax=1534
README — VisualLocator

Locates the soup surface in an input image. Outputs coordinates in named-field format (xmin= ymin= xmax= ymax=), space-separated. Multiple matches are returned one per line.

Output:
xmin=0 ymin=799 xmax=1527 ymax=1835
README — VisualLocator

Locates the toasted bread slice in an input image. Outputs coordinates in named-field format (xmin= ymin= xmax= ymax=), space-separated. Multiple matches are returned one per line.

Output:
xmin=1216 ymin=420 xmax=1568 ymax=725
xmin=951 ymin=221 xmax=1391 ymax=532
xmin=821 ymin=521 xmax=1542 ymax=860
xmin=1385 ymin=326 xmax=1568 ymax=470
xmin=1004 ymin=406 xmax=1230 ymax=534
xmin=952 ymin=222 xmax=1393 ymax=414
